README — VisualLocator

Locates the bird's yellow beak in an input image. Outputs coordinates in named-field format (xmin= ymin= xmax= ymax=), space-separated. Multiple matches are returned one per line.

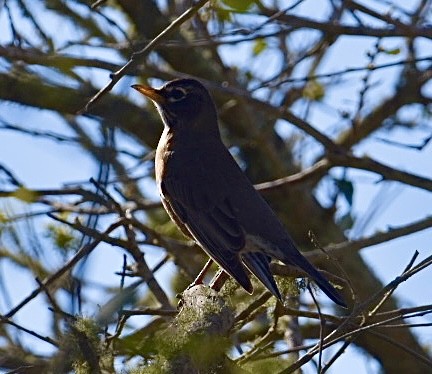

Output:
xmin=132 ymin=84 xmax=166 ymax=105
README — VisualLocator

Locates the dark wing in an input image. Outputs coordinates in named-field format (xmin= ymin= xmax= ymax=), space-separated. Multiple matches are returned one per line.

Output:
xmin=160 ymin=149 xmax=253 ymax=293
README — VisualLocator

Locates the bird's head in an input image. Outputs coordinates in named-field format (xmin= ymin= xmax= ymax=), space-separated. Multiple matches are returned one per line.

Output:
xmin=132 ymin=79 xmax=219 ymax=136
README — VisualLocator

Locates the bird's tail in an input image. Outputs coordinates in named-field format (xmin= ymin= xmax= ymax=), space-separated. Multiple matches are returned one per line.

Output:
xmin=288 ymin=253 xmax=347 ymax=308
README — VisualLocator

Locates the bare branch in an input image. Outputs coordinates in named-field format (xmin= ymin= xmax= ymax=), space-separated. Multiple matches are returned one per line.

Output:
xmin=82 ymin=0 xmax=210 ymax=112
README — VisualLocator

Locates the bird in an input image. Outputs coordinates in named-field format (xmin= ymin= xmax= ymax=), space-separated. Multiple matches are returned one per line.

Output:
xmin=132 ymin=78 xmax=346 ymax=307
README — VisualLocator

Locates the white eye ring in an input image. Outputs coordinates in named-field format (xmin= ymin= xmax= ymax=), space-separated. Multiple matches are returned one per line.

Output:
xmin=167 ymin=87 xmax=187 ymax=102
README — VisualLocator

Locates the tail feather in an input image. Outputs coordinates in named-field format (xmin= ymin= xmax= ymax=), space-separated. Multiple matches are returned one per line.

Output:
xmin=288 ymin=253 xmax=346 ymax=308
xmin=242 ymin=252 xmax=282 ymax=300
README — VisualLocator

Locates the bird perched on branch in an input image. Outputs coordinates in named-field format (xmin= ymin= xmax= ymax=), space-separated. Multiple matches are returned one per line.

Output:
xmin=132 ymin=78 xmax=346 ymax=307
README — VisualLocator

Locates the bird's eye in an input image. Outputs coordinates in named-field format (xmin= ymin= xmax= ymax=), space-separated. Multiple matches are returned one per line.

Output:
xmin=168 ymin=87 xmax=187 ymax=102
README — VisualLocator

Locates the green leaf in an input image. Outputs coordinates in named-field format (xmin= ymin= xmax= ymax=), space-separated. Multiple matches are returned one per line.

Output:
xmin=382 ymin=47 xmax=401 ymax=55
xmin=0 ymin=211 xmax=8 ymax=224
xmin=252 ymin=38 xmax=267 ymax=56
xmin=303 ymin=80 xmax=325 ymax=101
xmin=221 ymin=0 xmax=255 ymax=12
xmin=46 ymin=218 xmax=78 ymax=251
xmin=214 ymin=7 xmax=232 ymax=22
xmin=12 ymin=187 xmax=38 ymax=203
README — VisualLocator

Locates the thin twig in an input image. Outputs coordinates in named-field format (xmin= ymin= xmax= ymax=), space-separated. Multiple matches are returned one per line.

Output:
xmin=308 ymin=283 xmax=324 ymax=373
xmin=4 ymin=218 xmax=125 ymax=318
xmin=0 ymin=315 xmax=59 ymax=347
xmin=82 ymin=0 xmax=210 ymax=113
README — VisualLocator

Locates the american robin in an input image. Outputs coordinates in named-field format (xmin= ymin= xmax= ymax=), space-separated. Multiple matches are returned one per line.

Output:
xmin=132 ymin=79 xmax=346 ymax=307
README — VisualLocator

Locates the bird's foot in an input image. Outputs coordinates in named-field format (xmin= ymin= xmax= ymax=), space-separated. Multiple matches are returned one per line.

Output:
xmin=185 ymin=258 xmax=214 ymax=291
xmin=209 ymin=269 xmax=229 ymax=292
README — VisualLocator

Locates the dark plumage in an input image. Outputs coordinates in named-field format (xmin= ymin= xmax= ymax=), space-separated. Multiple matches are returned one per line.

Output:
xmin=132 ymin=78 xmax=346 ymax=307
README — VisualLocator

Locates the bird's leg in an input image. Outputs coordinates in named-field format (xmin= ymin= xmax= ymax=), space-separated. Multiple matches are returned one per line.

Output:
xmin=187 ymin=258 xmax=214 ymax=289
xmin=209 ymin=269 xmax=230 ymax=292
